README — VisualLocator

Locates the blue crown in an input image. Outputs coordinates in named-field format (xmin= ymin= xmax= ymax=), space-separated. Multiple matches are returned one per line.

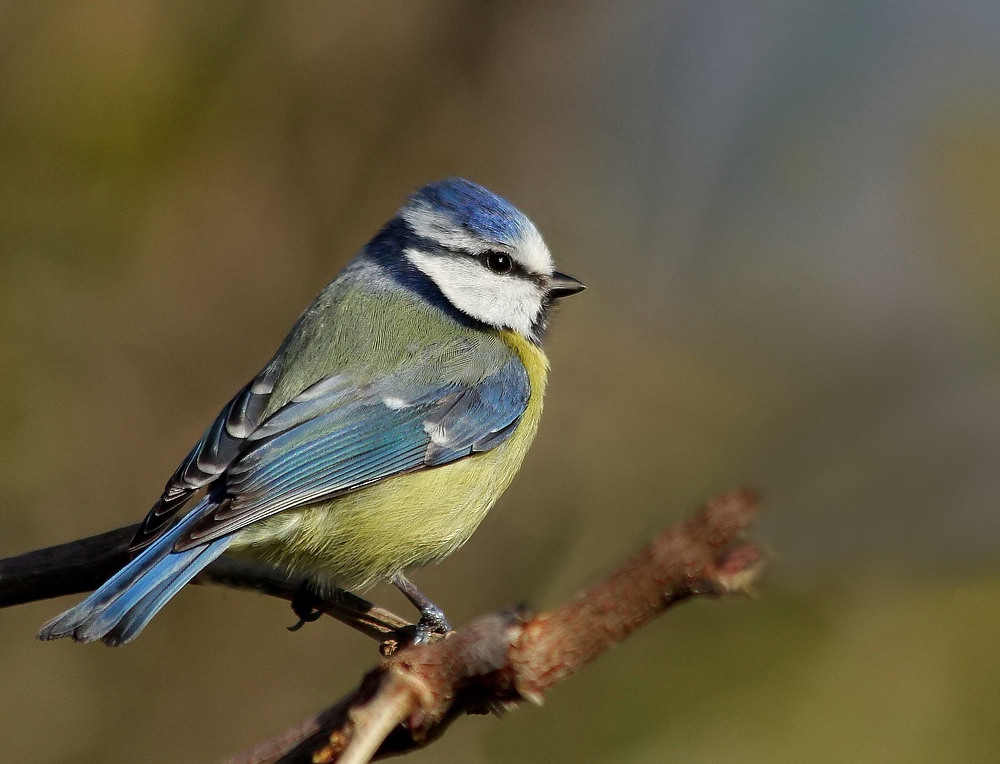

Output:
xmin=410 ymin=178 xmax=526 ymax=246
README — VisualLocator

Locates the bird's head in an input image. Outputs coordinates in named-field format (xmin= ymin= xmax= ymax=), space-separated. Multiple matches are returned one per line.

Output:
xmin=377 ymin=178 xmax=584 ymax=343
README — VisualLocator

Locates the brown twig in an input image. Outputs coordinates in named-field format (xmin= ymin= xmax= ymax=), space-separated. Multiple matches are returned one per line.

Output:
xmin=227 ymin=488 xmax=763 ymax=764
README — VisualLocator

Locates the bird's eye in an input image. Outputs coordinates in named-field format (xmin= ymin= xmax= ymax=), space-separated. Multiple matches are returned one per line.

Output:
xmin=484 ymin=251 xmax=513 ymax=275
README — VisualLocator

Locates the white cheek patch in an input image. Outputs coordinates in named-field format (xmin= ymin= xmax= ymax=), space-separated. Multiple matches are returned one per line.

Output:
xmin=405 ymin=248 xmax=545 ymax=337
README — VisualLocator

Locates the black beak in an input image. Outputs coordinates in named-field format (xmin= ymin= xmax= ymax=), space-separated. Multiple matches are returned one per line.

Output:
xmin=549 ymin=270 xmax=586 ymax=299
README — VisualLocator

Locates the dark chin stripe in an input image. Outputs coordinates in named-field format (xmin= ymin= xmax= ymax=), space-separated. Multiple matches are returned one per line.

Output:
xmin=368 ymin=216 xmax=548 ymax=341
xmin=365 ymin=219 xmax=491 ymax=332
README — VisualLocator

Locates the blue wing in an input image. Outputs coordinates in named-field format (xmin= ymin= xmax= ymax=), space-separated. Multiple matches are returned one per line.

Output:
xmin=174 ymin=356 xmax=530 ymax=548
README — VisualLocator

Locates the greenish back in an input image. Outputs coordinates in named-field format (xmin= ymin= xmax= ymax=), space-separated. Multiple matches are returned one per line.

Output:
xmin=263 ymin=262 xmax=516 ymax=416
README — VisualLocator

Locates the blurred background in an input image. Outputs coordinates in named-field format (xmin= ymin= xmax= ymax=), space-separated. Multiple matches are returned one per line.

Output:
xmin=2 ymin=2 xmax=999 ymax=762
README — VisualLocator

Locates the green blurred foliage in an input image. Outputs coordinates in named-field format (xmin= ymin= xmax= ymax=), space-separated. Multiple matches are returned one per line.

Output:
xmin=3 ymin=2 xmax=1000 ymax=762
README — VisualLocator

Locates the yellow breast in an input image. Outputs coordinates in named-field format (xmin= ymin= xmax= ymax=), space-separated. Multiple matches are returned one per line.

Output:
xmin=231 ymin=330 xmax=548 ymax=591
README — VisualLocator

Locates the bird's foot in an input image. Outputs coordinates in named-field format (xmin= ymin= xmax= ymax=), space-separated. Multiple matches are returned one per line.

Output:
xmin=287 ymin=583 xmax=324 ymax=632
xmin=413 ymin=604 xmax=452 ymax=645
xmin=392 ymin=573 xmax=452 ymax=645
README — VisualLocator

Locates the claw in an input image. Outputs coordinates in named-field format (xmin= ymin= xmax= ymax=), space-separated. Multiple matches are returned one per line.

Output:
xmin=287 ymin=583 xmax=324 ymax=632
xmin=413 ymin=608 xmax=452 ymax=645
xmin=392 ymin=574 xmax=452 ymax=644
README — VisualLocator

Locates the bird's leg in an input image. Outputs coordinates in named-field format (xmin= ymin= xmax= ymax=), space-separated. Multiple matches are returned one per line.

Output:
xmin=392 ymin=574 xmax=452 ymax=644
xmin=287 ymin=580 xmax=324 ymax=632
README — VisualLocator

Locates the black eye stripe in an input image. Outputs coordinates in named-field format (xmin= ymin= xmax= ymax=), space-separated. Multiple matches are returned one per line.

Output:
xmin=420 ymin=241 xmax=538 ymax=283
xmin=402 ymin=222 xmax=543 ymax=283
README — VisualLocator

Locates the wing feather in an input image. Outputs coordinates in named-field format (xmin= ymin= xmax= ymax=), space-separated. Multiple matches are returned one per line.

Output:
xmin=173 ymin=357 xmax=529 ymax=550
xmin=128 ymin=358 xmax=280 ymax=551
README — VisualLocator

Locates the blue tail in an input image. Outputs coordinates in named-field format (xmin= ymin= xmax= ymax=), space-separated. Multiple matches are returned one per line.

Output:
xmin=38 ymin=498 xmax=232 ymax=646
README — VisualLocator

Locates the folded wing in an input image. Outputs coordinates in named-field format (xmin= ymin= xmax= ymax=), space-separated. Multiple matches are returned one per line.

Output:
xmin=173 ymin=356 xmax=530 ymax=549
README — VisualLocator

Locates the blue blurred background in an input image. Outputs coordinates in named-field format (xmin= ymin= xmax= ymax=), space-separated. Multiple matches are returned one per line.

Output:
xmin=3 ymin=2 xmax=1000 ymax=761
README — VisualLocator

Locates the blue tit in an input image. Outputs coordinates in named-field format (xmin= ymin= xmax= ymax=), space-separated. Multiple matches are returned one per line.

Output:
xmin=38 ymin=177 xmax=584 ymax=646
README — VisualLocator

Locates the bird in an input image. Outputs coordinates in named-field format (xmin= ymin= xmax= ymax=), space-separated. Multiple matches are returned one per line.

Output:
xmin=38 ymin=177 xmax=584 ymax=647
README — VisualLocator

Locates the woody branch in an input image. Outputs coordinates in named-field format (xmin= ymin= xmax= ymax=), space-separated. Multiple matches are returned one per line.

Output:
xmin=226 ymin=488 xmax=763 ymax=764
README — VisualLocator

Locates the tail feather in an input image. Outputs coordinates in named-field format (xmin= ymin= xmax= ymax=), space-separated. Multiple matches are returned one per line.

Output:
xmin=38 ymin=497 xmax=232 ymax=645
xmin=68 ymin=542 xmax=203 ymax=643
xmin=102 ymin=544 xmax=226 ymax=646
